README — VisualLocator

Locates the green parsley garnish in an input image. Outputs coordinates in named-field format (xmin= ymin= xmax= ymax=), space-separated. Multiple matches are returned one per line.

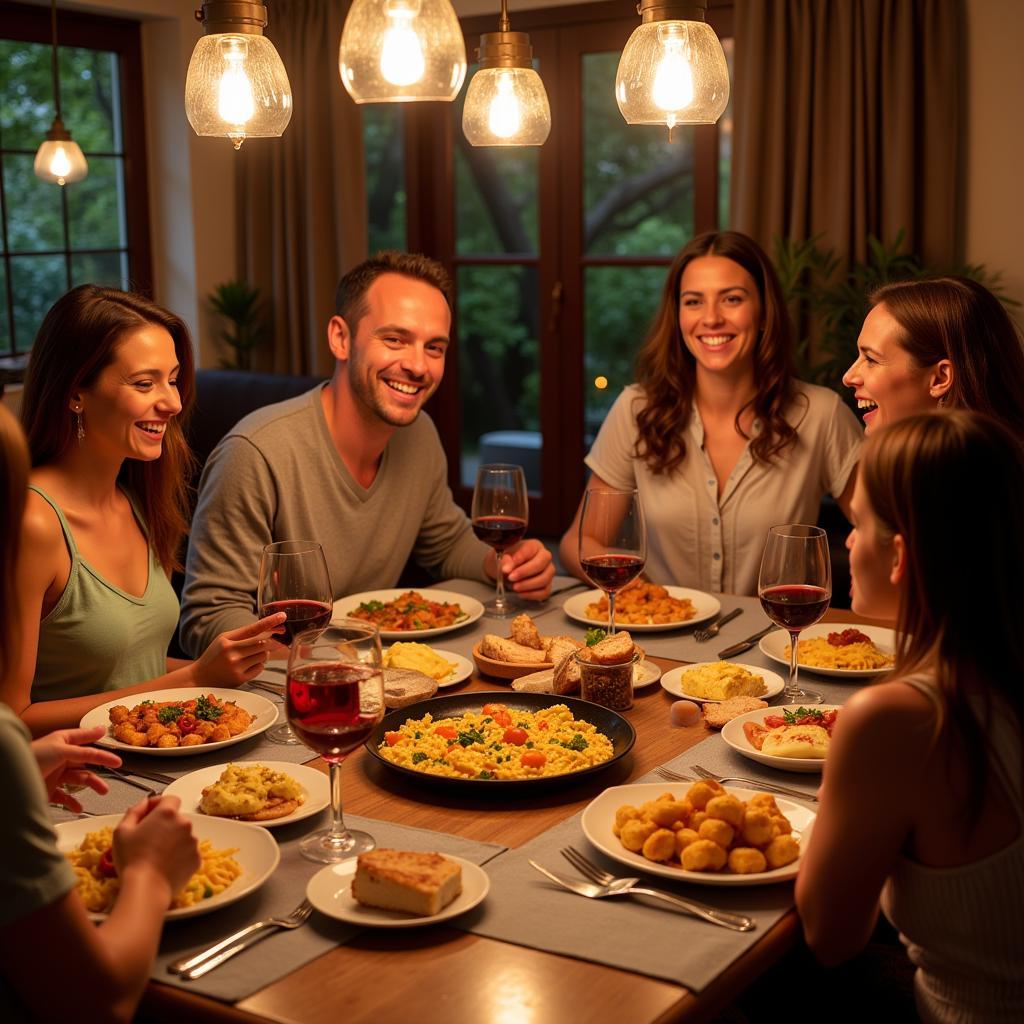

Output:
xmin=157 ymin=705 xmax=184 ymax=724
xmin=585 ymin=628 xmax=607 ymax=647
xmin=457 ymin=728 xmax=485 ymax=748
xmin=783 ymin=707 xmax=823 ymax=724
xmin=411 ymin=751 xmax=428 ymax=764
xmin=139 ymin=699 xmax=154 ymax=706
xmin=360 ymin=600 xmax=385 ymax=612
xmin=563 ymin=733 xmax=588 ymax=752
xmin=195 ymin=695 xmax=224 ymax=721
xmin=477 ymin=770 xmax=495 ymax=780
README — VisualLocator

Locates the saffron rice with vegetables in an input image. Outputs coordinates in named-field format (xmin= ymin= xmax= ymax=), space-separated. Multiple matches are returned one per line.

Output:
xmin=379 ymin=702 xmax=614 ymax=780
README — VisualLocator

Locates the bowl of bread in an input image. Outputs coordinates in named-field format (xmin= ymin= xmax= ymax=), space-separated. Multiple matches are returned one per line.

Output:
xmin=472 ymin=613 xmax=576 ymax=680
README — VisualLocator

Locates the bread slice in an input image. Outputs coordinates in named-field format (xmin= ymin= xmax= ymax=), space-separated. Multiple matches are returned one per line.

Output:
xmin=588 ymin=631 xmax=635 ymax=665
xmin=383 ymin=667 xmax=438 ymax=709
xmin=479 ymin=634 xmax=549 ymax=664
xmin=703 ymin=696 xmax=769 ymax=729
xmin=352 ymin=849 xmax=462 ymax=916
xmin=511 ymin=669 xmax=554 ymax=693
xmin=510 ymin=614 xmax=544 ymax=650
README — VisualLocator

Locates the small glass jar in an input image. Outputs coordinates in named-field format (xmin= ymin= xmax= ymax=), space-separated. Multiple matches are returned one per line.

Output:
xmin=576 ymin=650 xmax=638 ymax=711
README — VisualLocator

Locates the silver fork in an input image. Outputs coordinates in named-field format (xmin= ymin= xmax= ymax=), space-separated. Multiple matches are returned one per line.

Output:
xmin=99 ymin=766 xmax=158 ymax=797
xmin=168 ymin=899 xmax=314 ymax=980
xmin=530 ymin=859 xmax=754 ymax=932
xmin=688 ymin=764 xmax=818 ymax=803
xmin=693 ymin=607 xmax=742 ymax=643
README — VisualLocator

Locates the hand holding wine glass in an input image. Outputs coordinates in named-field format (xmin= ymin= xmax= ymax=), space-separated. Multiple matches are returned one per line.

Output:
xmin=258 ymin=540 xmax=333 ymax=744
xmin=286 ymin=620 xmax=384 ymax=863
xmin=758 ymin=524 xmax=831 ymax=705
xmin=472 ymin=464 xmax=529 ymax=618
xmin=578 ymin=487 xmax=647 ymax=636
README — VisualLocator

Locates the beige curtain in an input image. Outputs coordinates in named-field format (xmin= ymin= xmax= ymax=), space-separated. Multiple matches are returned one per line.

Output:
xmin=730 ymin=0 xmax=964 ymax=269
xmin=236 ymin=0 xmax=368 ymax=376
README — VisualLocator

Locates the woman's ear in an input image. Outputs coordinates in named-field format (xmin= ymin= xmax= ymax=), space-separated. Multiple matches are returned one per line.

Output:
xmin=890 ymin=534 xmax=907 ymax=586
xmin=929 ymin=359 xmax=953 ymax=401
xmin=68 ymin=393 xmax=83 ymax=413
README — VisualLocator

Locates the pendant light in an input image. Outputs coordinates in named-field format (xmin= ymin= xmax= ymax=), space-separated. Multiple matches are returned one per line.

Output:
xmin=615 ymin=0 xmax=729 ymax=137
xmin=185 ymin=1 xmax=292 ymax=150
xmin=462 ymin=0 xmax=550 ymax=147
xmin=34 ymin=0 xmax=88 ymax=186
xmin=339 ymin=0 xmax=466 ymax=103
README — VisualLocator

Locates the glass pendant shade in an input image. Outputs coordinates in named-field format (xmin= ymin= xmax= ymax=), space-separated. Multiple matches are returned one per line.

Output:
xmin=616 ymin=17 xmax=729 ymax=129
xmin=186 ymin=33 xmax=292 ymax=148
xmin=34 ymin=118 xmax=88 ymax=186
xmin=339 ymin=0 xmax=466 ymax=103
xmin=463 ymin=66 xmax=550 ymax=146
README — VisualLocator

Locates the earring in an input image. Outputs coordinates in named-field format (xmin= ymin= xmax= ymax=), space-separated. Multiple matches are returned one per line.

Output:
xmin=937 ymin=394 xmax=947 ymax=409
xmin=74 ymin=408 xmax=84 ymax=442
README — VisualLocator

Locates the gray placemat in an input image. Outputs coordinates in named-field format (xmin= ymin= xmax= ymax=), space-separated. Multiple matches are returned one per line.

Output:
xmin=454 ymin=807 xmax=794 ymax=992
xmin=150 ymin=815 xmax=505 ymax=1003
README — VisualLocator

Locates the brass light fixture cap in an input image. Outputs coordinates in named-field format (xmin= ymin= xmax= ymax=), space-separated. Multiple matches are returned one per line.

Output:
xmin=195 ymin=0 xmax=268 ymax=36
xmin=45 ymin=116 xmax=73 ymax=141
xmin=638 ymin=0 xmax=708 ymax=23
xmin=476 ymin=29 xmax=533 ymax=70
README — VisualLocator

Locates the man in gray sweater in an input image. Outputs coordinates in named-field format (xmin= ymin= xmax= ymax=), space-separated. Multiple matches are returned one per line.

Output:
xmin=179 ymin=251 xmax=554 ymax=656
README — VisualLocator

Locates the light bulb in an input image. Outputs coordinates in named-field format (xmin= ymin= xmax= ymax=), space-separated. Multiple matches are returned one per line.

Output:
xmin=652 ymin=37 xmax=693 ymax=113
xmin=217 ymin=41 xmax=256 ymax=126
xmin=48 ymin=145 xmax=72 ymax=184
xmin=487 ymin=73 xmax=521 ymax=139
xmin=380 ymin=9 xmax=425 ymax=86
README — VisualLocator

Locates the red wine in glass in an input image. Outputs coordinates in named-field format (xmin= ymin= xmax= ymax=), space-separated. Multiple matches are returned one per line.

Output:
xmin=759 ymin=585 xmax=830 ymax=631
xmin=580 ymin=554 xmax=645 ymax=593
xmin=758 ymin=525 xmax=831 ymax=704
xmin=472 ymin=515 xmax=527 ymax=551
xmin=472 ymin=465 xmax=529 ymax=618
xmin=287 ymin=662 xmax=378 ymax=761
xmin=261 ymin=599 xmax=333 ymax=645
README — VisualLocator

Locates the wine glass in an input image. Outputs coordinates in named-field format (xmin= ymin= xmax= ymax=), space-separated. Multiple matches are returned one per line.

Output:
xmin=577 ymin=487 xmax=647 ymax=635
xmin=471 ymin=464 xmax=529 ymax=618
xmin=286 ymin=620 xmax=384 ymax=863
xmin=258 ymin=540 xmax=333 ymax=744
xmin=758 ymin=524 xmax=831 ymax=705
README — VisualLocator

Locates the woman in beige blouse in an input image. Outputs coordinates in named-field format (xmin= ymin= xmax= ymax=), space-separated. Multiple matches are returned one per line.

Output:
xmin=559 ymin=231 xmax=863 ymax=596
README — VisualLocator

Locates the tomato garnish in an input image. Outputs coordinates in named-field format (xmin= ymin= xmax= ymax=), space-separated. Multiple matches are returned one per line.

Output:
xmin=434 ymin=726 xmax=457 ymax=740
xmin=385 ymin=731 xmax=402 ymax=746
xmin=503 ymin=727 xmax=528 ymax=746
xmin=481 ymin=703 xmax=507 ymax=716
xmin=177 ymin=714 xmax=197 ymax=734
xmin=538 ymin=721 xmax=549 ymax=730
xmin=490 ymin=710 xmax=512 ymax=727
xmin=764 ymin=715 xmax=785 ymax=729
xmin=520 ymin=751 xmax=546 ymax=768
xmin=98 ymin=848 xmax=118 ymax=878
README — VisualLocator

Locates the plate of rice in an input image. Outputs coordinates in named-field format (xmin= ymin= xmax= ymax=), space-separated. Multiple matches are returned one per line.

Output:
xmin=365 ymin=693 xmax=636 ymax=790
xmin=760 ymin=624 xmax=896 ymax=678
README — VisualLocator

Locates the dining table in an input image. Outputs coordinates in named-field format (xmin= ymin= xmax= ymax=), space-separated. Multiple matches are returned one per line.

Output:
xmin=73 ymin=579 xmax=883 ymax=1024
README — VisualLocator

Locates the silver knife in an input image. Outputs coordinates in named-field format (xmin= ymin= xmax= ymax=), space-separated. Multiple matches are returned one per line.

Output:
xmin=717 ymin=624 xmax=776 ymax=659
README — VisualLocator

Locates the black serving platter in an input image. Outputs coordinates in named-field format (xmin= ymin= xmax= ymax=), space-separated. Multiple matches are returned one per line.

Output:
xmin=364 ymin=692 xmax=636 ymax=792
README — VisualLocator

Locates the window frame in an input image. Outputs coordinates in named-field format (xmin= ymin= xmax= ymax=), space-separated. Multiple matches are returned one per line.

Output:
xmin=0 ymin=0 xmax=152 ymax=359
xmin=405 ymin=0 xmax=733 ymax=534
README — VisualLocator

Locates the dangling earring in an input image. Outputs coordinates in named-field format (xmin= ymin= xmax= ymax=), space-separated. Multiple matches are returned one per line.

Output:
xmin=937 ymin=394 xmax=947 ymax=409
xmin=74 ymin=407 xmax=84 ymax=443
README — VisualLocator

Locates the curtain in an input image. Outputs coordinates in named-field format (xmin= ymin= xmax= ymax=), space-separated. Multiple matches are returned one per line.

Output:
xmin=730 ymin=0 xmax=964 ymax=270
xmin=236 ymin=0 xmax=368 ymax=376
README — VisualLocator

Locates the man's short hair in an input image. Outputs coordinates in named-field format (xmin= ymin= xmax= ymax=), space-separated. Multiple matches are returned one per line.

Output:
xmin=334 ymin=251 xmax=453 ymax=336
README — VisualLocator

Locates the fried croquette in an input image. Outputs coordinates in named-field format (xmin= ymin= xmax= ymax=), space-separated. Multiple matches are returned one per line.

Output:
xmin=728 ymin=847 xmax=768 ymax=874
xmin=686 ymin=780 xmax=725 ymax=810
xmin=674 ymin=828 xmax=700 ymax=855
xmin=764 ymin=835 xmax=800 ymax=869
xmin=681 ymin=839 xmax=728 ymax=872
xmin=740 ymin=810 xmax=774 ymax=847
xmin=641 ymin=828 xmax=677 ymax=862
xmin=705 ymin=794 xmax=744 ymax=827
xmin=698 ymin=817 xmax=735 ymax=848
xmin=619 ymin=818 xmax=658 ymax=852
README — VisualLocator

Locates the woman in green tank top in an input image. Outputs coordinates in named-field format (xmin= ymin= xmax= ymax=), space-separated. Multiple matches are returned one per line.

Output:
xmin=6 ymin=286 xmax=284 ymax=735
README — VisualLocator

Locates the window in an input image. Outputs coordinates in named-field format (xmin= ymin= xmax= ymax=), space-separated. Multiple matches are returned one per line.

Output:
xmin=0 ymin=1 xmax=150 ymax=357
xmin=370 ymin=1 xmax=733 ymax=533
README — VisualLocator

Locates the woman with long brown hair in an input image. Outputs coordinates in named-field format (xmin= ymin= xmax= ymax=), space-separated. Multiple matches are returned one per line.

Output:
xmin=559 ymin=231 xmax=862 ymax=595
xmin=797 ymin=411 xmax=1024 ymax=1022
xmin=7 ymin=285 xmax=283 ymax=734
xmin=843 ymin=275 xmax=1024 ymax=436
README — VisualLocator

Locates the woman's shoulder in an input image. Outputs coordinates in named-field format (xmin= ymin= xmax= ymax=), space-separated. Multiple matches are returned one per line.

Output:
xmin=837 ymin=676 xmax=940 ymax=751
xmin=22 ymin=485 xmax=65 ymax=551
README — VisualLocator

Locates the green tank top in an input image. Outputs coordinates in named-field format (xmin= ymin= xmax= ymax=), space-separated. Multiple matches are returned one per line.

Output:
xmin=29 ymin=486 xmax=181 ymax=701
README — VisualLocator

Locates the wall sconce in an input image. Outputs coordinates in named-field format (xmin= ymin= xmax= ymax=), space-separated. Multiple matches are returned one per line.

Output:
xmin=185 ymin=0 xmax=293 ymax=150
xmin=462 ymin=0 xmax=550 ymax=147
xmin=616 ymin=0 xmax=729 ymax=138
xmin=340 ymin=0 xmax=466 ymax=103
xmin=34 ymin=0 xmax=88 ymax=186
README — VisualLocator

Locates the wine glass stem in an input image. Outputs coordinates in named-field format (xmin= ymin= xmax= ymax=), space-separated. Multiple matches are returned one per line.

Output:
xmin=608 ymin=592 xmax=616 ymax=635
xmin=494 ymin=554 xmax=507 ymax=611
xmin=787 ymin=630 xmax=801 ymax=697
xmin=328 ymin=760 xmax=349 ymax=841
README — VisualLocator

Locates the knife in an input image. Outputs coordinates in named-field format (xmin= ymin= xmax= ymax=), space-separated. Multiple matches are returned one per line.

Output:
xmin=717 ymin=624 xmax=776 ymax=659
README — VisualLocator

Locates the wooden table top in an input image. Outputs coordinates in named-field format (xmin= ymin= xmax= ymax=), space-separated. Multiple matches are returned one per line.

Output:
xmin=141 ymin=608 xmax=868 ymax=1024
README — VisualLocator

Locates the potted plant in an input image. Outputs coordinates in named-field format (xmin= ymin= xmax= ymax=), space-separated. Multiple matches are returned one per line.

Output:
xmin=208 ymin=280 xmax=268 ymax=371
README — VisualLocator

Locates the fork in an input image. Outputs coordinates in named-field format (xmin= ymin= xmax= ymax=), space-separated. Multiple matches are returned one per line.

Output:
xmin=687 ymin=764 xmax=818 ymax=803
xmin=99 ymin=766 xmax=158 ymax=797
xmin=530 ymin=859 xmax=754 ymax=932
xmin=693 ymin=607 xmax=742 ymax=643
xmin=168 ymin=899 xmax=314 ymax=980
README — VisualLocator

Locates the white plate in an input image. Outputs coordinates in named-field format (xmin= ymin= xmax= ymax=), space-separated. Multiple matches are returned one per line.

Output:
xmin=660 ymin=663 xmax=785 ymax=703
xmin=563 ymin=587 xmax=721 ymax=632
xmin=721 ymin=705 xmax=842 ymax=774
xmin=162 ymin=761 xmax=330 ymax=828
xmin=56 ymin=812 xmax=280 ymax=920
xmin=335 ymin=589 xmax=485 ymax=640
xmin=759 ymin=624 xmax=897 ymax=679
xmin=581 ymin=783 xmax=815 ymax=886
xmin=306 ymin=854 xmax=489 ymax=927
xmin=633 ymin=660 xmax=663 ymax=689
xmin=79 ymin=688 xmax=278 ymax=757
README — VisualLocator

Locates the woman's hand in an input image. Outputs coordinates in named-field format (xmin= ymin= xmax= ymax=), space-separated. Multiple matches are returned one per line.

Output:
xmin=191 ymin=612 xmax=286 ymax=688
xmin=114 ymin=795 xmax=200 ymax=902
xmin=485 ymin=539 xmax=556 ymax=601
xmin=31 ymin=725 xmax=123 ymax=813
